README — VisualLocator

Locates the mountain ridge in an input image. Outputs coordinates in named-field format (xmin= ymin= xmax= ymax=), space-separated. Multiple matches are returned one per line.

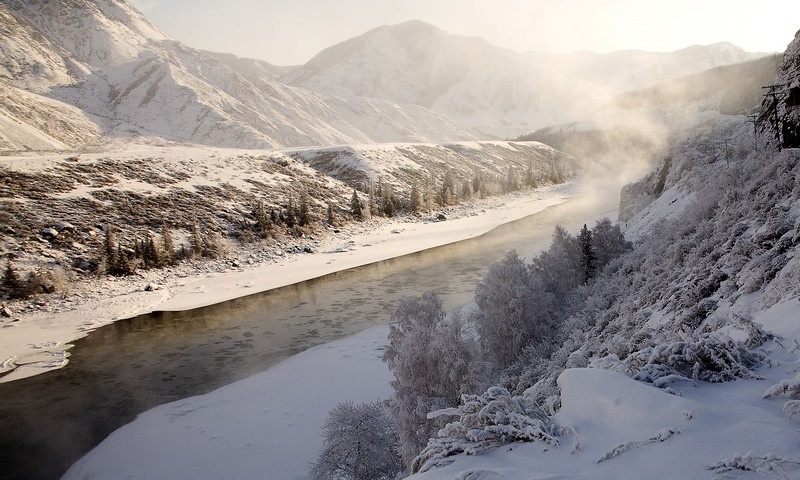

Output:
xmin=0 ymin=2 xmax=774 ymax=152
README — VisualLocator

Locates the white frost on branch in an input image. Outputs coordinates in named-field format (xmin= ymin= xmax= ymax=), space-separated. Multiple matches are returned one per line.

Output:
xmin=707 ymin=453 xmax=800 ymax=479
xmin=412 ymin=386 xmax=559 ymax=474
xmin=763 ymin=372 xmax=800 ymax=400
xmin=596 ymin=427 xmax=680 ymax=464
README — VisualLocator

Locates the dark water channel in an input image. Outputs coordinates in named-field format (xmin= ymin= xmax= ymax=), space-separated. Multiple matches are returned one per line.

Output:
xmin=0 ymin=196 xmax=611 ymax=480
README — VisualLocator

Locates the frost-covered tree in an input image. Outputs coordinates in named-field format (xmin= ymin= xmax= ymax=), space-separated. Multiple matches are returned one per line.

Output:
xmin=190 ymin=217 xmax=204 ymax=259
xmin=252 ymin=201 xmax=273 ymax=239
xmin=326 ymin=202 xmax=337 ymax=226
xmin=472 ymin=171 xmax=484 ymax=196
xmin=310 ymin=400 xmax=403 ymax=480
xmin=384 ymin=292 xmax=485 ymax=465
xmin=504 ymin=165 xmax=520 ymax=192
xmin=285 ymin=197 xmax=297 ymax=228
xmin=474 ymin=251 xmax=554 ymax=369
xmin=368 ymin=182 xmax=378 ymax=218
xmin=440 ymin=169 xmax=457 ymax=205
xmin=530 ymin=225 xmax=582 ymax=299
xmin=412 ymin=387 xmax=557 ymax=474
xmin=425 ymin=170 xmax=437 ymax=212
xmin=590 ymin=217 xmax=632 ymax=272
xmin=299 ymin=190 xmax=311 ymax=226
xmin=525 ymin=161 xmax=538 ymax=188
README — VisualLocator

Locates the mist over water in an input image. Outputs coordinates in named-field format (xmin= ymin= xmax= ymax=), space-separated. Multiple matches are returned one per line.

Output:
xmin=0 ymin=195 xmax=613 ymax=480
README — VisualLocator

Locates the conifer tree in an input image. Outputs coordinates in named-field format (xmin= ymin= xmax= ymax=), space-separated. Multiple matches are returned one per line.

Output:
xmin=147 ymin=236 xmax=161 ymax=268
xmin=299 ymin=190 xmax=311 ymax=226
xmin=578 ymin=223 xmax=597 ymax=283
xmin=350 ymin=189 xmax=364 ymax=220
xmin=591 ymin=217 xmax=632 ymax=270
xmin=103 ymin=226 xmax=119 ymax=274
xmin=285 ymin=197 xmax=297 ymax=228
xmin=440 ymin=169 xmax=457 ymax=205
xmin=254 ymin=201 xmax=271 ymax=238
xmin=161 ymin=223 xmax=175 ymax=266
xmin=2 ymin=257 xmax=25 ymax=299
xmin=368 ymin=183 xmax=378 ymax=218
xmin=190 ymin=217 xmax=204 ymax=259
xmin=409 ymin=180 xmax=421 ymax=213
xmin=326 ymin=202 xmax=336 ymax=226
xmin=382 ymin=183 xmax=396 ymax=217
xmin=525 ymin=161 xmax=537 ymax=188
xmin=425 ymin=171 xmax=436 ymax=212
xmin=505 ymin=165 xmax=520 ymax=192
xmin=460 ymin=176 xmax=472 ymax=201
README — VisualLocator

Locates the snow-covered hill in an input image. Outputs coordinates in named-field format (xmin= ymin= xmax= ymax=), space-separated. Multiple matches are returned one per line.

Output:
xmin=0 ymin=140 xmax=572 ymax=284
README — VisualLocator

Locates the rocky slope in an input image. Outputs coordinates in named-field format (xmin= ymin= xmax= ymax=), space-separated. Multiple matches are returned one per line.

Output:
xmin=0 ymin=141 xmax=573 ymax=284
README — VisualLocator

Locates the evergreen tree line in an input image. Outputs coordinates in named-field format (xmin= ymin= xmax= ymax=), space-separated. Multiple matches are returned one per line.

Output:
xmin=311 ymin=218 xmax=632 ymax=477
xmin=348 ymin=162 xmax=566 ymax=221
xmin=98 ymin=219 xmax=229 ymax=277
xmin=239 ymin=193 xmax=316 ymax=242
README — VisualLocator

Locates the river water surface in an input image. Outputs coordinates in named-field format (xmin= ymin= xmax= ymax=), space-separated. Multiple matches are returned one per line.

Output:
xmin=0 ymin=196 xmax=612 ymax=480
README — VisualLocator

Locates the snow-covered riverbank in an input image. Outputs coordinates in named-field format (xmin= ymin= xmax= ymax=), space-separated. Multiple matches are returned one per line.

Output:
xmin=60 ymin=297 xmax=800 ymax=480
xmin=0 ymin=183 xmax=574 ymax=382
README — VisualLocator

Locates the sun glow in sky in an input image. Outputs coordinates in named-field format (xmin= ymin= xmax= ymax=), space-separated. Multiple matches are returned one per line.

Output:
xmin=129 ymin=0 xmax=799 ymax=65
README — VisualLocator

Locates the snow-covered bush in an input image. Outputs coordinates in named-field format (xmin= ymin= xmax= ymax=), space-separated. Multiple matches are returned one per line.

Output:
xmin=384 ymin=292 xmax=488 ymax=465
xmin=310 ymin=400 xmax=403 ymax=480
xmin=763 ymin=371 xmax=800 ymax=420
xmin=411 ymin=386 xmax=558 ymax=474
xmin=627 ymin=333 xmax=765 ymax=386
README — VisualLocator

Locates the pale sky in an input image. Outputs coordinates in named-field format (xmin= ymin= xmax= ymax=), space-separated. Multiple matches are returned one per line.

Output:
xmin=128 ymin=0 xmax=800 ymax=65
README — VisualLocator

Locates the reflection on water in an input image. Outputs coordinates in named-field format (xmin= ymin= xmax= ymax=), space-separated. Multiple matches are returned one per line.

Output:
xmin=0 ymin=196 xmax=610 ymax=480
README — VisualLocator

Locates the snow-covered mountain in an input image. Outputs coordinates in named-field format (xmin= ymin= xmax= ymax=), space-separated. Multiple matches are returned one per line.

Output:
xmin=0 ymin=3 xmax=772 ymax=152
xmin=0 ymin=1 xmax=477 ymax=151
xmin=284 ymin=20 xmax=769 ymax=138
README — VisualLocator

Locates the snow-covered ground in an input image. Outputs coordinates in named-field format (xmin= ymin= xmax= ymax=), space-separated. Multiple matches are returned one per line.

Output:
xmin=60 ymin=285 xmax=800 ymax=480
xmin=62 ymin=324 xmax=395 ymax=480
xmin=0 ymin=178 xmax=574 ymax=383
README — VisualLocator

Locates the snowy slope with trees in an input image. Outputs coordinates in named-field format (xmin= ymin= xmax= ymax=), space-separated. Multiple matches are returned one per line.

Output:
xmin=313 ymin=30 xmax=800 ymax=480
xmin=392 ymin=29 xmax=800 ymax=480
xmin=1 ymin=2 xmax=798 ymax=479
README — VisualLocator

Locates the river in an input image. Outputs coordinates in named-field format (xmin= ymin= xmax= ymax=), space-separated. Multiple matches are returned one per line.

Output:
xmin=0 ymin=196 xmax=612 ymax=480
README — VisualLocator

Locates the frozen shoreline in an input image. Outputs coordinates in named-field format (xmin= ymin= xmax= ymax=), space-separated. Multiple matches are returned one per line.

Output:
xmin=0 ymin=183 xmax=574 ymax=382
